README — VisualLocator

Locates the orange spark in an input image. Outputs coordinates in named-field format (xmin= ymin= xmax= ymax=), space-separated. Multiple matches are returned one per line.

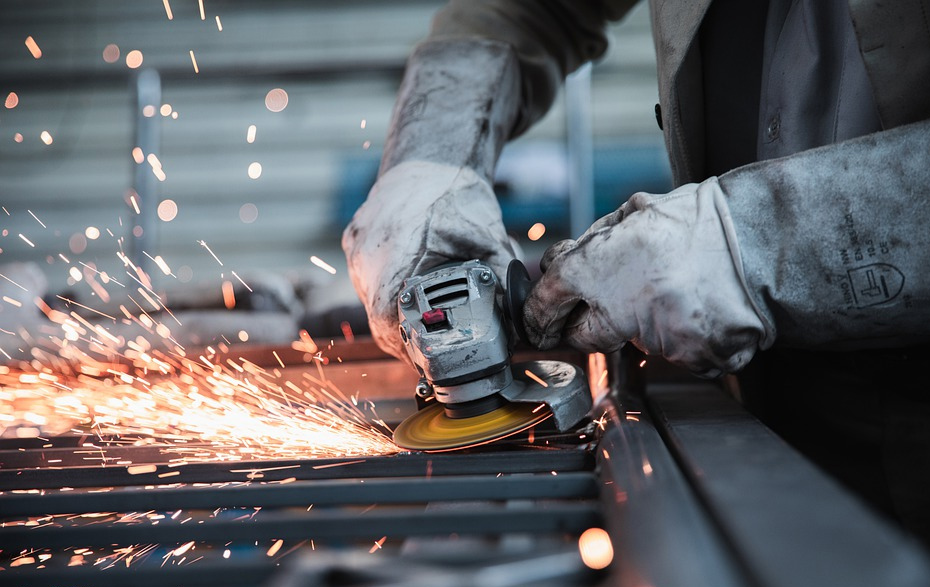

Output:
xmin=524 ymin=369 xmax=549 ymax=388
xmin=5 ymin=92 xmax=19 ymax=109
xmin=340 ymin=321 xmax=355 ymax=343
xmin=369 ymin=537 xmax=387 ymax=553
xmin=231 ymin=271 xmax=252 ymax=292
xmin=222 ymin=281 xmax=235 ymax=309
xmin=27 ymin=209 xmax=47 ymax=228
xmin=198 ymin=240 xmax=223 ymax=266
xmin=198 ymin=0 xmax=206 ymax=20
xmin=189 ymin=50 xmax=199 ymax=74
xmin=310 ymin=256 xmax=336 ymax=275
xmin=25 ymin=36 xmax=42 ymax=59
xmin=172 ymin=541 xmax=195 ymax=557
xmin=153 ymin=255 xmax=172 ymax=275
xmin=215 ymin=16 xmax=223 ymax=31
xmin=311 ymin=460 xmax=366 ymax=470
xmin=0 ymin=272 xmax=28 ymax=291
xmin=266 ymin=539 xmax=283 ymax=557
xmin=162 ymin=0 xmax=174 ymax=19
xmin=127 ymin=464 xmax=157 ymax=475
xmin=129 ymin=194 xmax=141 ymax=214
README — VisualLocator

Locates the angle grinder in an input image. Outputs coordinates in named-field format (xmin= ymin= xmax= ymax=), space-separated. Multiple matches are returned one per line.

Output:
xmin=392 ymin=259 xmax=592 ymax=451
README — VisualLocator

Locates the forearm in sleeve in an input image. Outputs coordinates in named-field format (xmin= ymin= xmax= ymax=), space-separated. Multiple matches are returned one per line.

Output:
xmin=380 ymin=0 xmax=635 ymax=178
xmin=721 ymin=119 xmax=930 ymax=350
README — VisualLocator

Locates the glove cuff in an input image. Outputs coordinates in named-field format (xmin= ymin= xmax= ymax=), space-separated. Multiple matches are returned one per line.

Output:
xmin=379 ymin=38 xmax=523 ymax=182
xmin=708 ymin=178 xmax=778 ymax=350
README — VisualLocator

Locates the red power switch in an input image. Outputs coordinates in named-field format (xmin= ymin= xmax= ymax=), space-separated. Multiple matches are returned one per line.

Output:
xmin=421 ymin=308 xmax=447 ymax=326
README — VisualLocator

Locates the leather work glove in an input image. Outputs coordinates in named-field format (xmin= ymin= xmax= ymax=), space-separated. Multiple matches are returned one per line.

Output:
xmin=523 ymin=177 xmax=775 ymax=378
xmin=342 ymin=39 xmax=522 ymax=361
xmin=342 ymin=161 xmax=515 ymax=361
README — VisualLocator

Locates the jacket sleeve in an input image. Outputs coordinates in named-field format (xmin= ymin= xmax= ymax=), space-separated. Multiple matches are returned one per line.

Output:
xmin=428 ymin=0 xmax=638 ymax=136
xmin=720 ymin=119 xmax=930 ymax=350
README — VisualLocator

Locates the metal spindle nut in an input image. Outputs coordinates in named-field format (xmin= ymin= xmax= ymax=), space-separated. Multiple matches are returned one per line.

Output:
xmin=479 ymin=270 xmax=493 ymax=284
xmin=415 ymin=381 xmax=433 ymax=398
xmin=399 ymin=291 xmax=413 ymax=306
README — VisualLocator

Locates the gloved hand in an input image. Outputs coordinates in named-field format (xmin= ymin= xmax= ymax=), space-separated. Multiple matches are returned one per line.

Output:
xmin=523 ymin=177 xmax=775 ymax=378
xmin=342 ymin=38 xmax=523 ymax=361
xmin=342 ymin=160 xmax=515 ymax=361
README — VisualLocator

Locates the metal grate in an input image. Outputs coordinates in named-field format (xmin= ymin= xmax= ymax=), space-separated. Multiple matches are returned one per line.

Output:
xmin=1 ymin=416 xmax=605 ymax=586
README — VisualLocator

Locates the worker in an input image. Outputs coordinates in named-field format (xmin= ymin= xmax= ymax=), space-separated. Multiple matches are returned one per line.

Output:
xmin=342 ymin=0 xmax=930 ymax=543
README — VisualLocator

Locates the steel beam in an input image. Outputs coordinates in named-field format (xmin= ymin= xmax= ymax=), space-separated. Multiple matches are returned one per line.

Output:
xmin=0 ymin=472 xmax=598 ymax=517
xmin=0 ymin=450 xmax=593 ymax=490
xmin=0 ymin=502 xmax=602 ymax=549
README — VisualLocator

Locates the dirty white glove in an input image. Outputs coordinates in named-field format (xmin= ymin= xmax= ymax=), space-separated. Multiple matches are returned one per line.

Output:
xmin=523 ymin=177 xmax=774 ymax=378
xmin=343 ymin=38 xmax=523 ymax=360
xmin=343 ymin=161 xmax=515 ymax=360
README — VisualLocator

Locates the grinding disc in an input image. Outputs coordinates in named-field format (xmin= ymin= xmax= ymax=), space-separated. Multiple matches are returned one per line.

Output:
xmin=393 ymin=400 xmax=551 ymax=452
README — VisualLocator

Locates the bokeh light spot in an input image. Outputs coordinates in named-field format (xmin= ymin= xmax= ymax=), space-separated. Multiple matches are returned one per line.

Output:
xmin=158 ymin=199 xmax=178 ymax=222
xmin=527 ymin=222 xmax=546 ymax=241
xmin=239 ymin=203 xmax=258 ymax=224
xmin=578 ymin=528 xmax=614 ymax=570
xmin=264 ymin=88 xmax=288 ymax=112
xmin=102 ymin=44 xmax=120 ymax=63
xmin=126 ymin=50 xmax=144 ymax=69
xmin=69 ymin=233 xmax=87 ymax=254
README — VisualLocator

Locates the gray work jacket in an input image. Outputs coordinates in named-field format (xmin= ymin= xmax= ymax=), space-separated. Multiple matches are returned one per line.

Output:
xmin=432 ymin=0 xmax=930 ymax=185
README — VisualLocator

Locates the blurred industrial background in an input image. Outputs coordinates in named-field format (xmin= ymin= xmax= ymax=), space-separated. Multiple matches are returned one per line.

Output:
xmin=0 ymin=0 xmax=669 ymax=344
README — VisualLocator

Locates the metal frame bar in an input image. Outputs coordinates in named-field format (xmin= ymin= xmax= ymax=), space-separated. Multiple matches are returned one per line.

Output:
xmin=0 ymin=472 xmax=597 ymax=517
xmin=0 ymin=503 xmax=602 ymax=549
xmin=0 ymin=449 xmax=593 ymax=490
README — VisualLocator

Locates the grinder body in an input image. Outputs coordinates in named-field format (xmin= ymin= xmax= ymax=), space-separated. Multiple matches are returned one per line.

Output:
xmin=398 ymin=261 xmax=513 ymax=416
xmin=393 ymin=260 xmax=592 ymax=451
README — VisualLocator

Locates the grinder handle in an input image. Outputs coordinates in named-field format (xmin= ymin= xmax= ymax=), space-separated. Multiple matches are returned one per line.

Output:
xmin=504 ymin=259 xmax=534 ymax=345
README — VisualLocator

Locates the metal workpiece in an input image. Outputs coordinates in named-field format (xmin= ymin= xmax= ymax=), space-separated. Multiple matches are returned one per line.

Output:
xmin=501 ymin=360 xmax=593 ymax=431
xmin=593 ymin=393 xmax=748 ymax=587
xmin=645 ymin=383 xmax=930 ymax=587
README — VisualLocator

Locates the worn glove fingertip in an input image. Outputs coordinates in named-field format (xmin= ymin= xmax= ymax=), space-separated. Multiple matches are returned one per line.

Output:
xmin=539 ymin=239 xmax=576 ymax=273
